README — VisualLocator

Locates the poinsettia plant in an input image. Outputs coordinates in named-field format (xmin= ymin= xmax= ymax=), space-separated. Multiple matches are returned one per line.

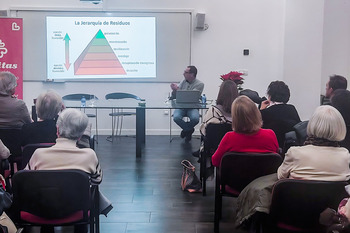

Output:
xmin=220 ymin=71 xmax=244 ymax=90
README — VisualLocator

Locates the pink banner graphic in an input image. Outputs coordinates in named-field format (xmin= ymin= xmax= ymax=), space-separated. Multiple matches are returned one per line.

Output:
xmin=0 ymin=18 xmax=23 ymax=99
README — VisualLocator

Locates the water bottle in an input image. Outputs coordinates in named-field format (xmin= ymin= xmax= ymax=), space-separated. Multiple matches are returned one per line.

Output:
xmin=81 ymin=96 xmax=86 ymax=107
xmin=201 ymin=94 xmax=207 ymax=104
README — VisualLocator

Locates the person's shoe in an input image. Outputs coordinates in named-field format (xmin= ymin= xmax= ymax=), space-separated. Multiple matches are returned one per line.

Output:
xmin=180 ymin=130 xmax=186 ymax=138
xmin=192 ymin=150 xmax=200 ymax=158
xmin=185 ymin=128 xmax=195 ymax=142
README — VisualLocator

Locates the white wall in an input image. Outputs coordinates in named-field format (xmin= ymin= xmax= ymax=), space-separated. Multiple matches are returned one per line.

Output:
xmin=2 ymin=0 xmax=349 ymax=134
xmin=321 ymin=0 xmax=350 ymax=93
xmin=283 ymin=0 xmax=325 ymax=120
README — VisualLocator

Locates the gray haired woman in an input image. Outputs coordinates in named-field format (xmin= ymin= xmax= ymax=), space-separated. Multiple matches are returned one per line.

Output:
xmin=21 ymin=90 xmax=63 ymax=146
xmin=0 ymin=72 xmax=31 ymax=128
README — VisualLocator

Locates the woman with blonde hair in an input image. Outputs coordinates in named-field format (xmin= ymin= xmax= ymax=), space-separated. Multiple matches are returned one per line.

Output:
xmin=211 ymin=95 xmax=279 ymax=167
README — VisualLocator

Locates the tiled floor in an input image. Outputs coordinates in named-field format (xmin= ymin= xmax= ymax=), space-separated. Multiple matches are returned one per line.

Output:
xmin=96 ymin=135 xmax=248 ymax=233
xmin=24 ymin=135 xmax=248 ymax=233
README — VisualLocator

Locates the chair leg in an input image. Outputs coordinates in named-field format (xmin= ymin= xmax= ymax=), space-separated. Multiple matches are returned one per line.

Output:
xmin=119 ymin=115 xmax=123 ymax=136
xmin=200 ymin=151 xmax=207 ymax=196
xmin=169 ymin=109 xmax=173 ymax=142
xmin=40 ymin=226 xmax=54 ymax=233
xmin=109 ymin=109 xmax=116 ymax=142
xmin=95 ymin=109 xmax=98 ymax=144
xmin=115 ymin=110 xmax=121 ymax=136
xmin=214 ymin=167 xmax=221 ymax=233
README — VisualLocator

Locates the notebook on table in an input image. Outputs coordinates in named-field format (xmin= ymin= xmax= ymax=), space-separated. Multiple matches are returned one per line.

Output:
xmin=176 ymin=90 xmax=201 ymax=103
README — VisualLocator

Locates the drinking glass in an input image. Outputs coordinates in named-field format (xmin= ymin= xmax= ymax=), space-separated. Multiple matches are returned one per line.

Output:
xmin=89 ymin=95 xmax=96 ymax=107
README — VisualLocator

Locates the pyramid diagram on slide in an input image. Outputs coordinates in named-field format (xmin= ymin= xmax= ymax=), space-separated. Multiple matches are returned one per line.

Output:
xmin=74 ymin=29 xmax=126 ymax=75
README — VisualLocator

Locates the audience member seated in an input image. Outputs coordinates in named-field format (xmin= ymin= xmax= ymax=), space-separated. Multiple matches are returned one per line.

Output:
xmin=0 ymin=72 xmax=31 ymax=128
xmin=200 ymin=80 xmax=238 ymax=136
xmin=21 ymin=90 xmax=91 ymax=149
xmin=322 ymin=74 xmax=348 ymax=105
xmin=331 ymin=89 xmax=350 ymax=151
xmin=277 ymin=105 xmax=350 ymax=180
xmin=26 ymin=108 xmax=101 ymax=181
xmin=260 ymin=80 xmax=300 ymax=148
xmin=235 ymin=105 xmax=350 ymax=228
xmin=193 ymin=80 xmax=238 ymax=171
xmin=211 ymin=96 xmax=279 ymax=167
xmin=21 ymin=90 xmax=63 ymax=146
xmin=25 ymin=109 xmax=112 ymax=218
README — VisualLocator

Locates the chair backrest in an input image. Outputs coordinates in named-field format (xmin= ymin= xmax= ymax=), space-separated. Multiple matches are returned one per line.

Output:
xmin=284 ymin=120 xmax=309 ymax=153
xmin=90 ymin=135 xmax=95 ymax=150
xmin=62 ymin=94 xmax=98 ymax=101
xmin=0 ymin=128 xmax=22 ymax=158
xmin=294 ymin=120 xmax=308 ymax=145
xmin=105 ymin=92 xmax=142 ymax=101
xmin=12 ymin=169 xmax=91 ymax=222
xmin=20 ymin=143 xmax=55 ymax=170
xmin=219 ymin=152 xmax=283 ymax=196
xmin=269 ymin=179 xmax=349 ymax=231
xmin=204 ymin=123 xmax=232 ymax=154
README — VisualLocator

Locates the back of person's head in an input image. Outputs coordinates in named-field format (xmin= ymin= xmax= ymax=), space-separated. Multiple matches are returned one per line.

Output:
xmin=307 ymin=105 xmax=346 ymax=142
xmin=0 ymin=71 xmax=17 ymax=96
xmin=231 ymin=95 xmax=262 ymax=134
xmin=57 ymin=108 xmax=88 ymax=140
xmin=239 ymin=89 xmax=264 ymax=105
xmin=216 ymin=80 xmax=238 ymax=114
xmin=267 ymin=80 xmax=290 ymax=103
xmin=187 ymin=65 xmax=197 ymax=77
xmin=331 ymin=89 xmax=350 ymax=126
xmin=329 ymin=75 xmax=347 ymax=91
xmin=36 ymin=90 xmax=63 ymax=120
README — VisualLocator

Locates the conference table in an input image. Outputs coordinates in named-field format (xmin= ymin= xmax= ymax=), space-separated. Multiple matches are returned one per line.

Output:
xmin=63 ymin=99 xmax=209 ymax=158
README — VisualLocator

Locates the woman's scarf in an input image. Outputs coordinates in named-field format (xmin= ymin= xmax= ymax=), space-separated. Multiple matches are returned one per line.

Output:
xmin=304 ymin=136 xmax=340 ymax=147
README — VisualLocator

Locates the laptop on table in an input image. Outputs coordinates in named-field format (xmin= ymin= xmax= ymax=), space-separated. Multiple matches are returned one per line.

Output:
xmin=175 ymin=90 xmax=201 ymax=104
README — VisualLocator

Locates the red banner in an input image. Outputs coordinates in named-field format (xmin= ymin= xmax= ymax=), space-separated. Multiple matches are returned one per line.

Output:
xmin=0 ymin=18 xmax=23 ymax=99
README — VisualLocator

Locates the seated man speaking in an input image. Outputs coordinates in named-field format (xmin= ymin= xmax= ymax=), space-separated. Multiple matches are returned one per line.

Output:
xmin=170 ymin=65 xmax=204 ymax=142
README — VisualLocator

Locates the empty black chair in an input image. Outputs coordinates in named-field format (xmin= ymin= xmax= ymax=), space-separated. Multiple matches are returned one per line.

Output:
xmin=200 ymin=123 xmax=232 ymax=196
xmin=12 ymin=169 xmax=99 ymax=233
xmin=214 ymin=152 xmax=282 ymax=233
xmin=105 ymin=92 xmax=142 ymax=140
xmin=268 ymin=179 xmax=349 ymax=233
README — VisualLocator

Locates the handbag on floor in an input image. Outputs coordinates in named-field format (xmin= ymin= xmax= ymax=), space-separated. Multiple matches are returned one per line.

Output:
xmin=181 ymin=160 xmax=202 ymax=193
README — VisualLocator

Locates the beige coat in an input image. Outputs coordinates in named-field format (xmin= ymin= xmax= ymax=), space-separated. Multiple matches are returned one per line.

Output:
xmin=278 ymin=145 xmax=350 ymax=181
xmin=26 ymin=137 xmax=102 ymax=184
